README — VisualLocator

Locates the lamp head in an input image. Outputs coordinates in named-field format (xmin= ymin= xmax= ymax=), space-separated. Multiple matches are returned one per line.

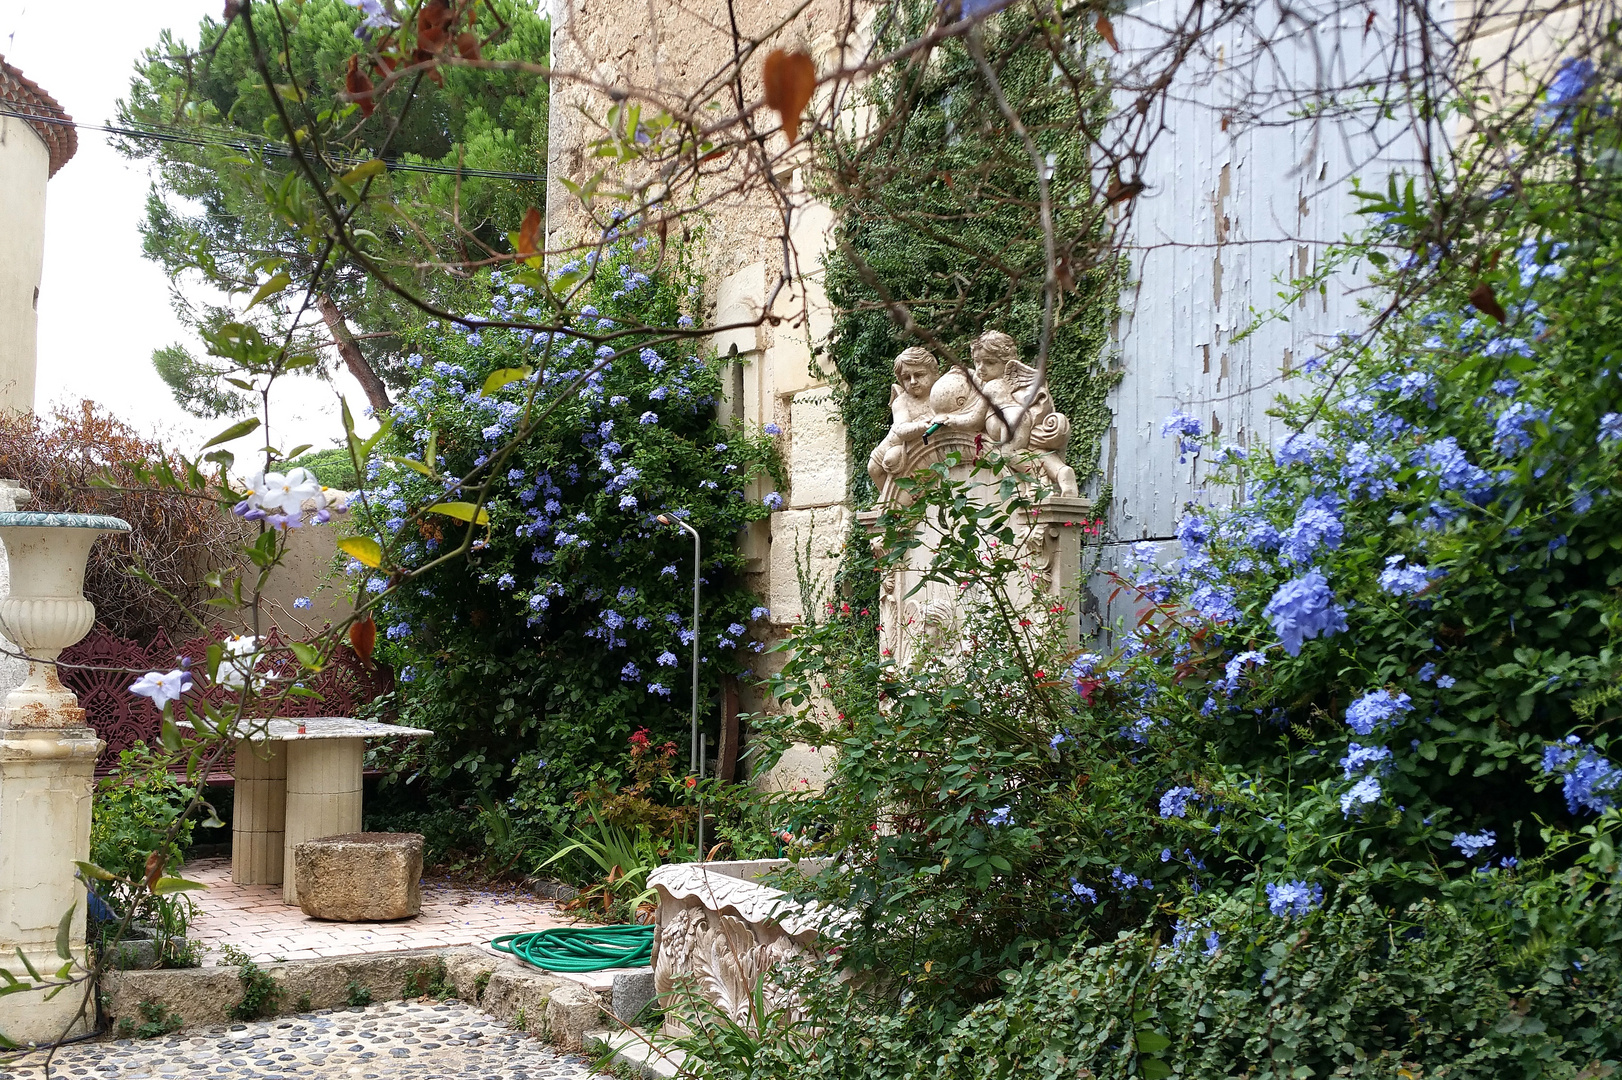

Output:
xmin=657 ymin=514 xmax=672 ymax=525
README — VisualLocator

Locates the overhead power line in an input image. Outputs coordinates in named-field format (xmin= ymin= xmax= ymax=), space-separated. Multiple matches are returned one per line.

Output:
xmin=0 ymin=106 xmax=547 ymax=183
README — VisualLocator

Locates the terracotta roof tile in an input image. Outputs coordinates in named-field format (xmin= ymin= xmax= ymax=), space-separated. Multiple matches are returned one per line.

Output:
xmin=0 ymin=55 xmax=77 ymax=178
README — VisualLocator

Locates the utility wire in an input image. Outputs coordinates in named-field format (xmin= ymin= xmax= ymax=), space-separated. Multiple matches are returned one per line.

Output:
xmin=0 ymin=106 xmax=547 ymax=182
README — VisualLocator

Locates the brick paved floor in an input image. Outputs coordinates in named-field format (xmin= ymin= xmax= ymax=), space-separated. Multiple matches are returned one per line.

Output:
xmin=183 ymin=858 xmax=572 ymax=965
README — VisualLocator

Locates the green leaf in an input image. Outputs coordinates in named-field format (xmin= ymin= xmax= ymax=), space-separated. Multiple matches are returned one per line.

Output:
xmin=15 ymin=947 xmax=40 ymax=981
xmin=202 ymin=417 xmax=262 ymax=451
xmin=340 ymin=158 xmax=387 ymax=185
xmin=482 ymin=367 xmax=533 ymax=394
xmin=427 ymin=502 xmax=491 ymax=526
xmin=245 ymin=272 xmax=292 ymax=311
xmin=289 ymin=642 xmax=323 ymax=672
xmin=285 ymin=443 xmax=313 ymax=459
xmin=73 ymin=861 xmax=116 ymax=882
xmin=337 ymin=536 xmax=384 ymax=568
xmin=1136 ymin=1031 xmax=1171 ymax=1055
xmin=160 ymin=715 xmax=183 ymax=753
xmin=389 ymin=456 xmax=434 ymax=477
xmin=55 ymin=904 xmax=75 ymax=960
xmin=1139 ymin=1059 xmax=1173 ymax=1080
xmin=150 ymin=877 xmax=209 ymax=896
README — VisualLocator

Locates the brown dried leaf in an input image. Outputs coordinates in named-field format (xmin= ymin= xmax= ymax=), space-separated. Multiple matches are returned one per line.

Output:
xmin=144 ymin=850 xmax=165 ymax=894
xmin=762 ymin=49 xmax=815 ymax=144
xmin=1105 ymin=177 xmax=1145 ymax=205
xmin=1469 ymin=281 xmax=1506 ymax=323
xmin=418 ymin=0 xmax=454 ymax=51
xmin=350 ymin=617 xmax=377 ymax=668
xmin=345 ymin=56 xmax=376 ymax=118
xmin=413 ymin=49 xmax=446 ymax=85
xmin=1095 ymin=14 xmax=1119 ymax=52
xmin=456 ymin=31 xmax=481 ymax=61
xmin=516 ymin=206 xmax=542 ymax=258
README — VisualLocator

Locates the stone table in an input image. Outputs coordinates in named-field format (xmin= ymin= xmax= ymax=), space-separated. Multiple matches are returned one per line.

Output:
xmin=202 ymin=718 xmax=432 ymax=905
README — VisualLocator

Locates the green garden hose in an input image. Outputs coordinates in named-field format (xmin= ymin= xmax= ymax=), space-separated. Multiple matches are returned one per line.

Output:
xmin=491 ymin=925 xmax=655 ymax=972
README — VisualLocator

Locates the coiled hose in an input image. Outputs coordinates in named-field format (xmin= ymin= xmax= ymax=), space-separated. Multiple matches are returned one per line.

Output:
xmin=490 ymin=924 xmax=655 ymax=972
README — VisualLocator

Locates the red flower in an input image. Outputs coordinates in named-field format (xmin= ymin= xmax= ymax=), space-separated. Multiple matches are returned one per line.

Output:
xmin=629 ymin=728 xmax=651 ymax=747
xmin=685 ymin=775 xmax=697 ymax=789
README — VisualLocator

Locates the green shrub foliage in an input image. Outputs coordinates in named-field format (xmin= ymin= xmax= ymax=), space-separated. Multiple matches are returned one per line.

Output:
xmin=354 ymin=239 xmax=780 ymax=801
xmin=819 ymin=2 xmax=1119 ymax=506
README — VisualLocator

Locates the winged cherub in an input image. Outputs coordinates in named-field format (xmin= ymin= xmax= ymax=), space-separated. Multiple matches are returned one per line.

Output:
xmin=970 ymin=330 xmax=1079 ymax=497
xmin=867 ymin=346 xmax=942 ymax=493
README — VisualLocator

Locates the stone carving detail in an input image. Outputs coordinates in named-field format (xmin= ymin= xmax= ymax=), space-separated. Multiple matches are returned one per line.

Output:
xmin=866 ymin=331 xmax=1080 ymax=508
xmin=649 ymin=860 xmax=837 ymax=1034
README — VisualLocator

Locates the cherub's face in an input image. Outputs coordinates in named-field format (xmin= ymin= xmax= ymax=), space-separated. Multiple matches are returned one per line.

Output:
xmin=972 ymin=346 xmax=1007 ymax=381
xmin=899 ymin=365 xmax=937 ymax=398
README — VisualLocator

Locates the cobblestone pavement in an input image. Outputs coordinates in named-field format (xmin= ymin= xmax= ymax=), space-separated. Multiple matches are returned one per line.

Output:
xmin=0 ymin=1000 xmax=600 ymax=1080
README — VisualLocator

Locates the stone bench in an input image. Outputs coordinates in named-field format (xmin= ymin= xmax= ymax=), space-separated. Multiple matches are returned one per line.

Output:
xmin=292 ymin=832 xmax=424 ymax=921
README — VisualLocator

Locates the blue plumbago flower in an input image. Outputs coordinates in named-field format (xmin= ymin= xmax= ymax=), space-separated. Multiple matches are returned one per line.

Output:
xmin=1599 ymin=413 xmax=1622 ymax=444
xmin=1541 ymin=737 xmax=1621 ymax=814
xmin=1274 ymin=432 xmax=1328 ymax=467
xmin=647 ymin=682 xmax=671 ymax=697
xmin=639 ymin=411 xmax=659 ymax=425
xmin=1266 ymin=880 xmax=1323 ymax=918
xmin=1160 ymin=848 xmax=1173 ymax=862
xmin=601 ymin=609 xmax=626 ymax=630
xmin=1340 ymin=775 xmax=1382 ymax=816
xmin=1340 ymin=742 xmax=1391 ymax=777
xmin=1284 ymin=496 xmax=1344 ymax=564
xmin=1418 ymin=662 xmax=1437 ymax=682
xmin=1450 ymin=830 xmax=1496 ymax=859
xmin=1493 ymin=402 xmax=1552 ymax=457
xmin=1110 ymin=866 xmax=1147 ymax=890
xmin=1204 ymin=931 xmax=1220 ymax=956
xmin=664 ymin=612 xmax=683 ymax=625
xmin=750 ymin=606 xmax=771 ymax=620
xmin=385 ymin=621 xmax=412 ymax=641
xmin=620 ymin=663 xmax=641 ymax=681
xmin=1221 ymin=650 xmax=1266 ymax=693
xmin=1378 ymin=554 xmax=1441 ymax=597
xmin=1069 ymin=879 xmax=1098 ymax=903
xmin=1189 ymin=583 xmax=1241 ymax=623
xmin=1345 ymin=689 xmax=1413 ymax=736
xmin=1246 ymin=518 xmax=1283 ymax=552
xmin=618 ymin=494 xmax=639 ymax=510
xmin=1492 ymin=377 xmax=1520 ymax=396
xmin=1340 ymin=441 xmax=1397 ymax=499
xmin=1435 ymin=674 xmax=1456 ymax=689
xmin=764 ymin=422 xmax=782 ymax=435
xmin=986 ymin=806 xmax=1011 ymax=826
xmin=496 ymin=573 xmax=516 ymax=590
xmin=1176 ymin=513 xmax=1208 ymax=555
xmin=1264 ymin=570 xmax=1348 ymax=656
xmin=661 ymin=565 xmax=678 ymax=577
xmin=1545 ymin=56 xmax=1593 ymax=107
xmin=762 ymin=491 xmax=784 ymax=511
xmin=1159 ymin=786 xmax=1197 ymax=818
xmin=656 ymin=650 xmax=679 ymax=667
xmin=293 ymin=596 xmax=313 ymax=610
xmin=1397 ymin=370 xmax=1437 ymax=406
xmin=726 ymin=622 xmax=747 ymax=637
xmin=1483 ymin=337 xmax=1534 ymax=360
xmin=1413 ymin=436 xmax=1493 ymax=501
xmin=1161 ymin=410 xmax=1203 ymax=462
xmin=1050 ymin=731 xmax=1072 ymax=748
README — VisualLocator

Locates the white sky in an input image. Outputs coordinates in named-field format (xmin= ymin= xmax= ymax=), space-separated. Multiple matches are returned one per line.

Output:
xmin=1 ymin=0 xmax=376 ymax=463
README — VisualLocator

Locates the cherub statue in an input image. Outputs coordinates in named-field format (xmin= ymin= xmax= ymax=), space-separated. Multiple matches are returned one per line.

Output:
xmin=969 ymin=330 xmax=1079 ymax=497
xmin=867 ymin=346 xmax=942 ymax=493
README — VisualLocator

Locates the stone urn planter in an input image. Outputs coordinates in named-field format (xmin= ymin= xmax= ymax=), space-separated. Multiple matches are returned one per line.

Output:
xmin=648 ymin=858 xmax=839 ymax=1035
xmin=0 ymin=510 xmax=129 ymax=1044
xmin=0 ymin=512 xmax=131 ymax=728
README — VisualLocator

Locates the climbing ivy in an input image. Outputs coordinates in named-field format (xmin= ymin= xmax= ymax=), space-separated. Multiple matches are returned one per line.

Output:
xmin=818 ymin=2 xmax=1120 ymax=507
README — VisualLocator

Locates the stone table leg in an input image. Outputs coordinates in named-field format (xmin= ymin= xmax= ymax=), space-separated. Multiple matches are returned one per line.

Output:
xmin=0 ymin=727 xmax=101 ymax=1043
xmin=232 ymin=739 xmax=286 ymax=886
xmin=282 ymin=738 xmax=363 ymax=906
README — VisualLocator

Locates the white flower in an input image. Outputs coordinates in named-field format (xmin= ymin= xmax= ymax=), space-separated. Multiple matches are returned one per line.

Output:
xmin=217 ymin=634 xmax=262 ymax=690
xmin=129 ymin=669 xmax=192 ymax=709
xmin=260 ymin=468 xmax=323 ymax=512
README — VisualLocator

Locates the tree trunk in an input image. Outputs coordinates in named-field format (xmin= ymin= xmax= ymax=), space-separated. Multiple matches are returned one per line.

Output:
xmin=316 ymin=293 xmax=391 ymax=414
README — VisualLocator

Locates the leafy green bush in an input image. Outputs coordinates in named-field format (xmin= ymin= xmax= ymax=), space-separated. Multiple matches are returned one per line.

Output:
xmin=89 ymin=745 xmax=197 ymax=921
xmin=351 ymin=236 xmax=781 ymax=847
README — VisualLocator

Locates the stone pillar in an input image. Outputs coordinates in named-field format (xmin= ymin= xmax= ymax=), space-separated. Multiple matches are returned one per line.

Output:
xmin=0 ymin=727 xmax=99 ymax=1042
xmin=233 ymin=740 xmax=287 ymax=886
xmin=282 ymin=739 xmax=363 ymax=906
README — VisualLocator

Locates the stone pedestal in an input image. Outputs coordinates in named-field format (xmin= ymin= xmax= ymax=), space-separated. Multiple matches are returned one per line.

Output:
xmin=232 ymin=740 xmax=286 ymax=886
xmin=292 ymin=832 xmax=422 ymax=921
xmin=283 ymin=738 xmax=363 ymax=906
xmin=0 ymin=728 xmax=100 ymax=1042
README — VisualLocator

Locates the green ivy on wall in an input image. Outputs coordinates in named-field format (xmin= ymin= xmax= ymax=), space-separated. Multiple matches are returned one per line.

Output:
xmin=818 ymin=2 xmax=1121 ymax=508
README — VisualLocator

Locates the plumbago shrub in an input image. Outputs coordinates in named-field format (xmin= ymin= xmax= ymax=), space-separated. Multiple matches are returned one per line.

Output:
xmin=684 ymin=62 xmax=1622 ymax=1080
xmin=354 ymin=240 xmax=780 ymax=807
